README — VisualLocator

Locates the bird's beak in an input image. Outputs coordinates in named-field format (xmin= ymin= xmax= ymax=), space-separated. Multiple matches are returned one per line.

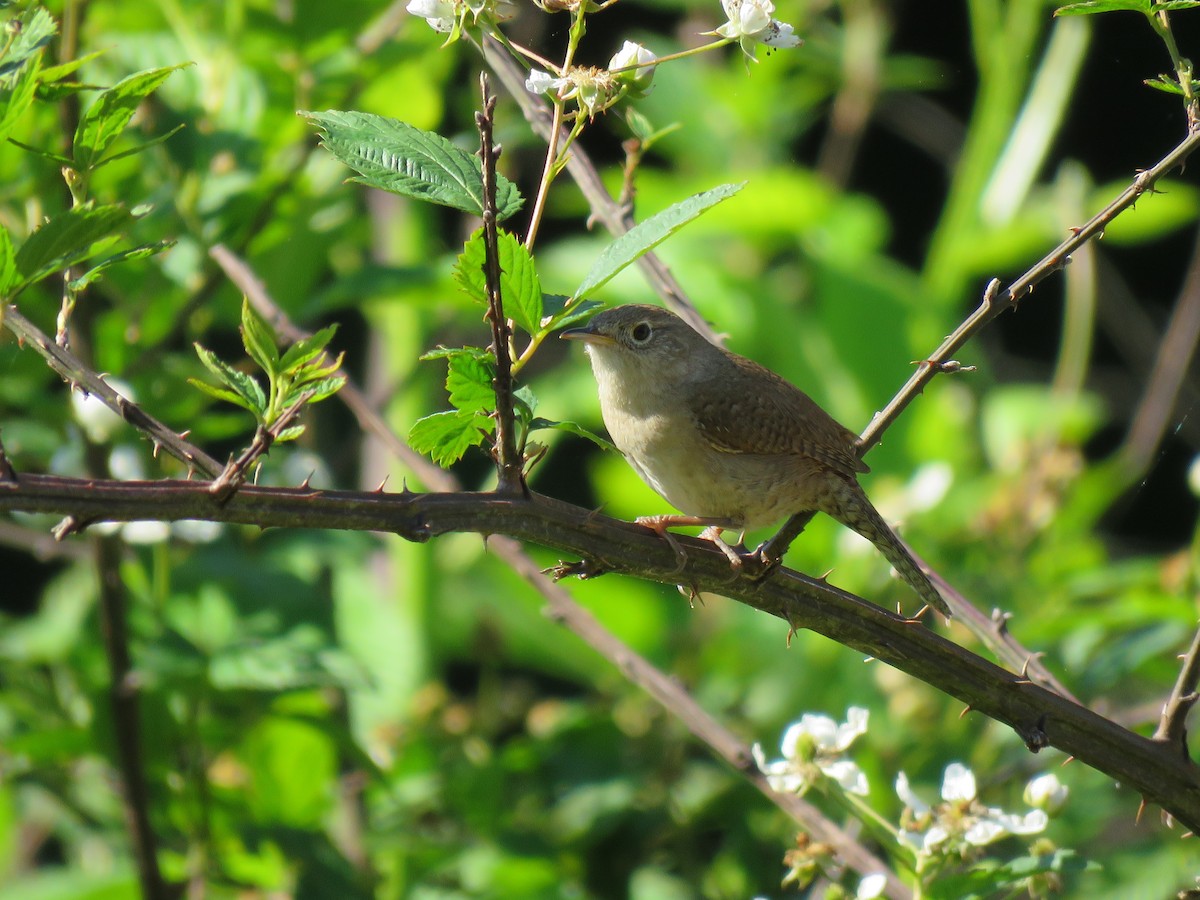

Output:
xmin=560 ymin=324 xmax=615 ymax=346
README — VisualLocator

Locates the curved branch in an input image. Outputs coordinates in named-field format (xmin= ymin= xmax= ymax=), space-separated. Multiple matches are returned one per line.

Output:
xmin=3 ymin=473 xmax=1198 ymax=832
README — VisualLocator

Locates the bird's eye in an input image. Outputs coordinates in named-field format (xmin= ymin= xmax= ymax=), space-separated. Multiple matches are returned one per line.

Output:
xmin=630 ymin=322 xmax=652 ymax=344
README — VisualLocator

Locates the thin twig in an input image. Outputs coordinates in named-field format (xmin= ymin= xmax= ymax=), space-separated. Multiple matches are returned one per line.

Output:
xmin=94 ymin=530 xmax=169 ymax=900
xmin=2 ymin=305 xmax=222 ymax=477
xmin=210 ymin=244 xmax=907 ymax=897
xmin=1119 ymin=223 xmax=1200 ymax=478
xmin=475 ymin=74 xmax=524 ymax=493
xmin=1154 ymin=622 xmax=1200 ymax=758
xmin=208 ymin=389 xmax=316 ymax=503
xmin=5 ymin=474 xmax=1200 ymax=834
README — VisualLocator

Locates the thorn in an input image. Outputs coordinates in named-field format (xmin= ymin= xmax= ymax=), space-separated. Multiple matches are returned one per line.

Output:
xmin=152 ymin=441 xmax=162 ymax=459
xmin=299 ymin=470 xmax=314 ymax=489
xmin=374 ymin=475 xmax=389 ymax=493
xmin=1136 ymin=798 xmax=1147 ymax=824
xmin=399 ymin=478 xmax=411 ymax=495
xmin=959 ymin=705 xmax=972 ymax=719
xmin=786 ymin=626 xmax=796 ymax=648
xmin=1060 ymin=755 xmax=1076 ymax=766
xmin=583 ymin=504 xmax=607 ymax=527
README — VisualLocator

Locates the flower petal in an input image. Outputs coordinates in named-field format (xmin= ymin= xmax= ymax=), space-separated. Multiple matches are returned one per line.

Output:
xmin=941 ymin=762 xmax=976 ymax=802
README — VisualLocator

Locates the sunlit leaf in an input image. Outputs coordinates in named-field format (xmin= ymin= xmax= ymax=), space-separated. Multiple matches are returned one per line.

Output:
xmin=14 ymin=203 xmax=133 ymax=286
xmin=409 ymin=409 xmax=494 ymax=466
xmin=573 ymin=182 xmax=744 ymax=299
xmin=301 ymin=109 xmax=523 ymax=221
xmin=453 ymin=228 xmax=543 ymax=333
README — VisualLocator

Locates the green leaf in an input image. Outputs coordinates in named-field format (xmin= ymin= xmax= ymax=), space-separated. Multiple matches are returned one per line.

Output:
xmin=1054 ymin=0 xmax=1150 ymax=13
xmin=283 ymin=376 xmax=345 ymax=407
xmin=240 ymin=298 xmax=280 ymax=373
xmin=279 ymin=324 xmax=339 ymax=371
xmin=38 ymin=50 xmax=107 ymax=86
xmin=445 ymin=350 xmax=495 ymax=413
xmin=301 ymin=109 xmax=524 ymax=221
xmin=276 ymin=425 xmax=307 ymax=443
xmin=0 ymin=50 xmax=40 ymax=144
xmin=0 ymin=223 xmax=16 ymax=296
xmin=67 ymin=240 xmax=175 ymax=292
xmin=0 ymin=7 xmax=56 ymax=82
xmin=72 ymin=64 xmax=189 ymax=171
xmin=409 ymin=409 xmax=494 ymax=467
xmin=14 ymin=203 xmax=133 ymax=286
xmin=188 ymin=378 xmax=261 ymax=415
xmin=452 ymin=227 xmax=543 ymax=333
xmin=542 ymin=295 xmax=602 ymax=330
xmin=529 ymin=417 xmax=617 ymax=451
xmin=419 ymin=346 xmax=495 ymax=363
xmin=573 ymin=182 xmax=744 ymax=299
xmin=193 ymin=344 xmax=267 ymax=418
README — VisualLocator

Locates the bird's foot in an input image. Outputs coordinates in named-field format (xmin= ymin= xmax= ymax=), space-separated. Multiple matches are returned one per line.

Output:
xmin=744 ymin=540 xmax=784 ymax=581
xmin=636 ymin=516 xmax=690 ymax=574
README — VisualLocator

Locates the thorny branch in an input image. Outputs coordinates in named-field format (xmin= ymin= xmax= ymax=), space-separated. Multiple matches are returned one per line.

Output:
xmin=3 ymin=474 xmax=1200 ymax=834
xmin=476 ymin=74 xmax=525 ymax=494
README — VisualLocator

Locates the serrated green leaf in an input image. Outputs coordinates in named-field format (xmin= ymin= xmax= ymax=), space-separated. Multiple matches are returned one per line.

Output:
xmin=574 ymin=183 xmax=744 ymax=299
xmin=14 ymin=203 xmax=133 ymax=286
xmin=72 ymin=64 xmax=189 ymax=171
xmin=529 ymin=417 xmax=617 ymax=451
xmin=301 ymin=109 xmax=524 ymax=221
xmin=446 ymin=351 xmax=495 ymax=413
xmin=420 ymin=345 xmax=495 ymax=363
xmin=542 ymin=295 xmax=602 ymax=330
xmin=0 ymin=50 xmax=39 ymax=144
xmin=279 ymin=324 xmax=339 ymax=371
xmin=452 ymin=227 xmax=543 ymax=333
xmin=240 ymin=297 xmax=280 ymax=373
xmin=67 ymin=240 xmax=175 ymax=292
xmin=0 ymin=7 xmax=56 ymax=83
xmin=188 ymin=378 xmax=260 ymax=415
xmin=194 ymin=344 xmax=267 ymax=418
xmin=409 ymin=409 xmax=494 ymax=467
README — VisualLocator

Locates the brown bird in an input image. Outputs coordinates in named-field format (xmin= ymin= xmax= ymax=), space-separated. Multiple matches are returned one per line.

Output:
xmin=561 ymin=304 xmax=949 ymax=616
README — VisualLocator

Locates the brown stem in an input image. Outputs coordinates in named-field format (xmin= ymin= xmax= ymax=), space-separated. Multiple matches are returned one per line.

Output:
xmin=208 ymin=389 xmax=316 ymax=502
xmin=4 ymin=474 xmax=1200 ymax=833
xmin=1154 ymin=622 xmax=1200 ymax=758
xmin=94 ymin=532 xmax=169 ymax=899
xmin=1118 ymin=222 xmax=1200 ymax=479
xmin=476 ymin=74 xmax=524 ymax=493
xmin=2 ymin=306 xmax=222 ymax=477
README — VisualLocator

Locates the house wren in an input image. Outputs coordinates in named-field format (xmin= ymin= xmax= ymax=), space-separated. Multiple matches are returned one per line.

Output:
xmin=561 ymin=304 xmax=949 ymax=617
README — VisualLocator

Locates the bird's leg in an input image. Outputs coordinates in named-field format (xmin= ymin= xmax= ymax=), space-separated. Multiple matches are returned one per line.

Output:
xmin=635 ymin=514 xmax=744 ymax=573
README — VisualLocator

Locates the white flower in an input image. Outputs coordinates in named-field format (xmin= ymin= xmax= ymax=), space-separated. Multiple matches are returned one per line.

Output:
xmin=525 ymin=69 xmax=567 ymax=96
xmin=407 ymin=0 xmax=513 ymax=35
xmin=1024 ymin=773 xmax=1069 ymax=816
xmin=712 ymin=0 xmax=801 ymax=60
xmin=407 ymin=0 xmax=456 ymax=32
xmin=896 ymin=763 xmax=1050 ymax=858
xmin=856 ymin=873 xmax=888 ymax=899
xmin=608 ymin=40 xmax=657 ymax=93
xmin=754 ymin=707 xmax=870 ymax=796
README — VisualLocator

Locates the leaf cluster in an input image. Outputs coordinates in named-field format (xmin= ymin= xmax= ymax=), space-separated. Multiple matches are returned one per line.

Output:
xmin=191 ymin=299 xmax=346 ymax=443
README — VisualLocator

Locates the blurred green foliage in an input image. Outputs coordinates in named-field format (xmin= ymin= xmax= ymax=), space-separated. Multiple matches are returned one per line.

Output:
xmin=1 ymin=0 xmax=1199 ymax=897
